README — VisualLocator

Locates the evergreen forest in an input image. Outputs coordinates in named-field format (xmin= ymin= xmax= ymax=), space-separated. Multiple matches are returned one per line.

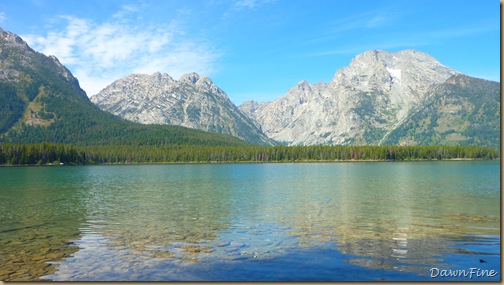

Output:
xmin=0 ymin=143 xmax=499 ymax=165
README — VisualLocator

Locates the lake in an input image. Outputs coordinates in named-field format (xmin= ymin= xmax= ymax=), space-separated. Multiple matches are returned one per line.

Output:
xmin=0 ymin=161 xmax=500 ymax=281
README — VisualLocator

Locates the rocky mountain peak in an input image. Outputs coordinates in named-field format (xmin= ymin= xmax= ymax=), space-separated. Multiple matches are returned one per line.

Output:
xmin=195 ymin=76 xmax=213 ymax=87
xmin=239 ymin=49 xmax=479 ymax=146
xmin=331 ymin=50 xmax=457 ymax=90
xmin=0 ymin=28 xmax=83 ymax=95
xmin=0 ymin=28 xmax=29 ymax=49
xmin=314 ymin=81 xmax=328 ymax=89
xmin=178 ymin=73 xmax=218 ymax=92
xmin=288 ymin=80 xmax=322 ymax=100
xmin=293 ymin=80 xmax=320 ymax=93
xmin=179 ymin=72 xmax=201 ymax=84
xmin=350 ymin=49 xmax=437 ymax=66
xmin=152 ymin=71 xmax=168 ymax=81
xmin=297 ymin=80 xmax=310 ymax=86
xmin=92 ymin=72 xmax=271 ymax=145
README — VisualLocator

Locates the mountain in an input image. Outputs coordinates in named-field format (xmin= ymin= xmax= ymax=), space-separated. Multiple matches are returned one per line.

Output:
xmin=239 ymin=50 xmax=500 ymax=147
xmin=1 ymin=27 xmax=497 ymax=148
xmin=239 ymin=80 xmax=329 ymax=145
xmin=0 ymin=28 xmax=249 ymax=147
xmin=90 ymin=72 xmax=271 ymax=145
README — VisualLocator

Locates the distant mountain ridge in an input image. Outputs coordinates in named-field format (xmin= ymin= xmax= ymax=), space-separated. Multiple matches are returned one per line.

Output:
xmin=91 ymin=72 xmax=271 ymax=145
xmin=0 ymin=27 xmax=498 ymax=148
xmin=239 ymin=50 xmax=499 ymax=147
xmin=0 ymin=28 xmax=250 ymax=147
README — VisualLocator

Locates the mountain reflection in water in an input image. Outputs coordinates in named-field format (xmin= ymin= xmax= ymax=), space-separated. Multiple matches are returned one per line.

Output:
xmin=0 ymin=162 xmax=499 ymax=281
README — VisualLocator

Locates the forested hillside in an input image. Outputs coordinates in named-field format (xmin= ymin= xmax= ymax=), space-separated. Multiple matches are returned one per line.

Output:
xmin=383 ymin=75 xmax=500 ymax=147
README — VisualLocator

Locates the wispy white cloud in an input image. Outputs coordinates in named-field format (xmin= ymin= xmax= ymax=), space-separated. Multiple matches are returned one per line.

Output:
xmin=22 ymin=8 xmax=220 ymax=97
xmin=0 ymin=12 xmax=6 ymax=23
xmin=113 ymin=4 xmax=140 ymax=18
xmin=233 ymin=0 xmax=262 ymax=9
xmin=296 ymin=11 xmax=395 ymax=47
xmin=301 ymin=18 xmax=498 ymax=59
xmin=302 ymin=41 xmax=429 ymax=57
xmin=328 ymin=11 xmax=394 ymax=34
xmin=425 ymin=23 xmax=498 ymax=39
xmin=364 ymin=15 xmax=388 ymax=28
xmin=223 ymin=0 xmax=276 ymax=18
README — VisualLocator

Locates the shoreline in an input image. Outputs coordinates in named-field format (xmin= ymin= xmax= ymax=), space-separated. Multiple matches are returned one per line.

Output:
xmin=0 ymin=157 xmax=499 ymax=167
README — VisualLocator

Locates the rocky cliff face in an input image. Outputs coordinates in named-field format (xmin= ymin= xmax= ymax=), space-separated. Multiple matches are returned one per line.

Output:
xmin=91 ymin=72 xmax=271 ymax=145
xmin=240 ymin=50 xmax=463 ymax=145
xmin=0 ymin=28 xmax=82 ymax=92
xmin=240 ymin=80 xmax=329 ymax=145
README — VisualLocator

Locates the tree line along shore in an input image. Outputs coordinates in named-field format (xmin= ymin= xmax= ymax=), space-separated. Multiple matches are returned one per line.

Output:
xmin=0 ymin=143 xmax=499 ymax=165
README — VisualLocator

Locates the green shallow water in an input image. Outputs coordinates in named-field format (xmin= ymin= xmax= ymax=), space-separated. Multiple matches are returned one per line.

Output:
xmin=0 ymin=161 xmax=500 ymax=281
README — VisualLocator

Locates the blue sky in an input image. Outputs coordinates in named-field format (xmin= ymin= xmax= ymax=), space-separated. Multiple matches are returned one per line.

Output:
xmin=0 ymin=0 xmax=500 ymax=104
